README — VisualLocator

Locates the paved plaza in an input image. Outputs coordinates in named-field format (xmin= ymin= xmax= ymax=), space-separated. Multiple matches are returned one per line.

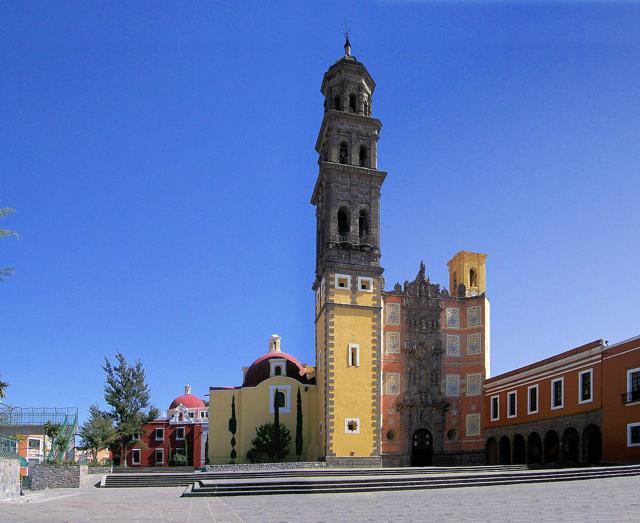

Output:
xmin=2 ymin=473 xmax=640 ymax=522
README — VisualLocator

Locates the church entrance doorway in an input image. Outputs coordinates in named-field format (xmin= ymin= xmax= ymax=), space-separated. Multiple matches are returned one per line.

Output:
xmin=411 ymin=429 xmax=433 ymax=466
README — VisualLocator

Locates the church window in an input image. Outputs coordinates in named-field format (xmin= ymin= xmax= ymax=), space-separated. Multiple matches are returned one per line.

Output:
xmin=155 ymin=428 xmax=164 ymax=441
xmin=188 ymin=412 xmax=194 ymax=418
xmin=275 ymin=391 xmax=286 ymax=408
xmin=176 ymin=427 xmax=185 ymax=440
xmin=339 ymin=141 xmax=349 ymax=164
xmin=345 ymin=417 xmax=360 ymax=434
xmin=348 ymin=343 xmax=360 ymax=367
xmin=349 ymin=93 xmax=357 ymax=113
xmin=358 ymin=209 xmax=369 ymax=240
xmin=335 ymin=273 xmax=351 ymax=290
xmin=337 ymin=207 xmax=350 ymax=239
xmin=269 ymin=384 xmax=291 ymax=414
xmin=274 ymin=367 xmax=282 ymax=376
xmin=357 ymin=276 xmax=373 ymax=292
xmin=469 ymin=268 xmax=478 ymax=287
xmin=359 ymin=146 xmax=368 ymax=167
xmin=334 ymin=94 xmax=341 ymax=110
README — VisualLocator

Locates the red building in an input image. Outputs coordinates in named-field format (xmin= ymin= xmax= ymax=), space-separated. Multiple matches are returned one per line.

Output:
xmin=120 ymin=384 xmax=209 ymax=468
xmin=483 ymin=335 xmax=640 ymax=465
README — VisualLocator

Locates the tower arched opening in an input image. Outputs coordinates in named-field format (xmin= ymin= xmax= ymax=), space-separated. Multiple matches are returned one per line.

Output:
xmin=527 ymin=432 xmax=542 ymax=464
xmin=359 ymin=146 xmax=368 ymax=167
xmin=337 ymin=207 xmax=350 ymax=241
xmin=339 ymin=142 xmax=349 ymax=165
xmin=349 ymin=93 xmax=357 ymax=113
xmin=358 ymin=209 xmax=369 ymax=242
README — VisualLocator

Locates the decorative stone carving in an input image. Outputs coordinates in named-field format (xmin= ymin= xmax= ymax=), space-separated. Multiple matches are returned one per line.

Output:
xmin=467 ymin=306 xmax=482 ymax=327
xmin=446 ymin=308 xmax=460 ymax=329
xmin=446 ymin=335 xmax=460 ymax=356
xmin=467 ymin=333 xmax=482 ymax=355
xmin=385 ymin=331 xmax=400 ymax=354
xmin=385 ymin=303 xmax=400 ymax=325
xmin=466 ymin=413 xmax=481 ymax=436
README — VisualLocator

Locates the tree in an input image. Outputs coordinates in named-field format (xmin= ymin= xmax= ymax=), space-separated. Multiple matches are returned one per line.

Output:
xmin=103 ymin=352 xmax=159 ymax=467
xmin=295 ymin=387 xmax=303 ymax=460
xmin=247 ymin=423 xmax=291 ymax=463
xmin=0 ymin=376 xmax=8 ymax=399
xmin=43 ymin=421 xmax=61 ymax=462
xmin=228 ymin=394 xmax=237 ymax=463
xmin=79 ymin=405 xmax=117 ymax=463
xmin=0 ymin=207 xmax=18 ymax=283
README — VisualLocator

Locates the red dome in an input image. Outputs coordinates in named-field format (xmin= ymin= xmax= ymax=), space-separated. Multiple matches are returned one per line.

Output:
xmin=242 ymin=352 xmax=313 ymax=387
xmin=169 ymin=393 xmax=205 ymax=410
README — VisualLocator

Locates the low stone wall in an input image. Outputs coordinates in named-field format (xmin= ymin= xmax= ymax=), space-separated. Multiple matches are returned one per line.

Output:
xmin=205 ymin=462 xmax=326 ymax=472
xmin=30 ymin=464 xmax=88 ymax=490
xmin=87 ymin=466 xmax=112 ymax=475
xmin=0 ymin=457 xmax=20 ymax=500
xmin=325 ymin=456 xmax=383 ymax=468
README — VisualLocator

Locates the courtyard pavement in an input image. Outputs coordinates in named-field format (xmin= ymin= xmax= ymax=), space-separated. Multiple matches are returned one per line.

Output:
xmin=2 ymin=473 xmax=640 ymax=522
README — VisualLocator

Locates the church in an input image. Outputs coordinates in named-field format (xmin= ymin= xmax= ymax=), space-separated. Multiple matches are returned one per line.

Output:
xmin=208 ymin=39 xmax=489 ymax=467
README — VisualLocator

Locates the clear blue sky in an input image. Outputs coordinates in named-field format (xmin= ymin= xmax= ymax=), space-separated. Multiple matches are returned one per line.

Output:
xmin=2 ymin=1 xmax=639 ymax=421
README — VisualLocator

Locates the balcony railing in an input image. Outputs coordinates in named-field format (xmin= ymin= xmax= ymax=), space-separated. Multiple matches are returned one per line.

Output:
xmin=622 ymin=390 xmax=640 ymax=404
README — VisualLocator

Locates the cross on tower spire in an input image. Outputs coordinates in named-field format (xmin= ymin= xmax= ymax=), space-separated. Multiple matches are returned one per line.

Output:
xmin=342 ymin=19 xmax=351 ymax=56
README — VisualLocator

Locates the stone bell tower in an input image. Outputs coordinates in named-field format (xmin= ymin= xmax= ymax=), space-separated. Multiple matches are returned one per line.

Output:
xmin=311 ymin=38 xmax=387 ymax=466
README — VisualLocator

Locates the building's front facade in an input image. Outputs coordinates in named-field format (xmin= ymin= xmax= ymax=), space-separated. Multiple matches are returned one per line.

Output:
xmin=121 ymin=384 xmax=208 ymax=468
xmin=208 ymin=335 xmax=318 ymax=464
xmin=380 ymin=252 xmax=490 ymax=466
xmin=483 ymin=335 xmax=640 ymax=465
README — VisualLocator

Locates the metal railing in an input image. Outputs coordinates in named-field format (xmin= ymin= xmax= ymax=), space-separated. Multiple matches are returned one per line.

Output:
xmin=0 ymin=406 xmax=78 ymax=426
xmin=622 ymin=391 xmax=640 ymax=404
xmin=0 ymin=435 xmax=19 ymax=459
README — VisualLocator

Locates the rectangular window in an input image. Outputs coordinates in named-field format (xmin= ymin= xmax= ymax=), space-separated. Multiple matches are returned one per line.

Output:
xmin=627 ymin=368 xmax=640 ymax=403
xmin=528 ymin=385 xmax=539 ymax=414
xmin=357 ymin=276 xmax=373 ymax=292
xmin=154 ymin=449 xmax=164 ymax=465
xmin=490 ymin=395 xmax=499 ymax=421
xmin=551 ymin=378 xmax=564 ymax=409
xmin=628 ymin=422 xmax=640 ymax=447
xmin=348 ymin=343 xmax=360 ymax=367
xmin=579 ymin=369 xmax=593 ymax=404
xmin=176 ymin=427 xmax=185 ymax=440
xmin=131 ymin=433 xmax=140 ymax=442
xmin=155 ymin=428 xmax=164 ymax=441
xmin=507 ymin=391 xmax=517 ymax=418
xmin=335 ymin=274 xmax=351 ymax=290
xmin=132 ymin=449 xmax=141 ymax=465
xmin=28 ymin=439 xmax=41 ymax=450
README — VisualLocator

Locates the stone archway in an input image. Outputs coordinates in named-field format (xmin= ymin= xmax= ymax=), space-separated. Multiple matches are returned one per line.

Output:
xmin=527 ymin=433 xmax=542 ymax=465
xmin=499 ymin=436 xmax=511 ymax=465
xmin=562 ymin=428 xmax=580 ymax=464
xmin=583 ymin=424 xmax=602 ymax=464
xmin=486 ymin=438 xmax=498 ymax=465
xmin=410 ymin=428 xmax=433 ymax=466
xmin=512 ymin=434 xmax=526 ymax=464
xmin=543 ymin=430 xmax=560 ymax=465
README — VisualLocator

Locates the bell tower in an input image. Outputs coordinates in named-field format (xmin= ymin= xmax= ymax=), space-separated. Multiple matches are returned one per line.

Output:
xmin=311 ymin=38 xmax=386 ymax=466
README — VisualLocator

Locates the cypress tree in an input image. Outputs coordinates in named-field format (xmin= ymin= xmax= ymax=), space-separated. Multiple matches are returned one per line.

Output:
xmin=229 ymin=395 xmax=237 ymax=463
xmin=295 ymin=387 xmax=303 ymax=460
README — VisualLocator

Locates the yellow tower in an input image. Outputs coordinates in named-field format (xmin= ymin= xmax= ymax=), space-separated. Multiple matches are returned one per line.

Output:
xmin=311 ymin=38 xmax=385 ymax=466
xmin=447 ymin=251 xmax=487 ymax=297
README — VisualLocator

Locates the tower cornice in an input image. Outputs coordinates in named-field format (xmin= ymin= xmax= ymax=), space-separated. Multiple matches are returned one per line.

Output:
xmin=315 ymin=110 xmax=382 ymax=153
xmin=310 ymin=163 xmax=387 ymax=205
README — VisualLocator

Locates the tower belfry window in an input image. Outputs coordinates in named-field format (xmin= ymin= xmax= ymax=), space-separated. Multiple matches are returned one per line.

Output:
xmin=358 ymin=209 xmax=369 ymax=241
xmin=359 ymin=146 xmax=368 ymax=167
xmin=334 ymin=95 xmax=342 ymax=111
xmin=470 ymin=269 xmax=477 ymax=287
xmin=349 ymin=93 xmax=357 ymax=113
xmin=339 ymin=142 xmax=349 ymax=164
xmin=338 ymin=207 xmax=350 ymax=240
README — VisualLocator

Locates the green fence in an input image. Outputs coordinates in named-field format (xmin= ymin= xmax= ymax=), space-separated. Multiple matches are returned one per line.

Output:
xmin=0 ymin=435 xmax=19 ymax=459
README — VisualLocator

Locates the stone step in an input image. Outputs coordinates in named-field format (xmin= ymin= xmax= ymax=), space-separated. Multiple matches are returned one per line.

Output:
xmin=101 ymin=464 xmax=529 ymax=487
xmin=182 ymin=466 xmax=640 ymax=497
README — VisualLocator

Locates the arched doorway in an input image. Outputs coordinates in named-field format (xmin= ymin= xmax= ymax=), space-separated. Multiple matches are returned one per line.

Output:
xmin=583 ymin=424 xmax=602 ymax=464
xmin=543 ymin=430 xmax=560 ymax=464
xmin=562 ymin=428 xmax=580 ymax=464
xmin=411 ymin=429 xmax=433 ymax=466
xmin=486 ymin=438 xmax=498 ymax=465
xmin=513 ymin=434 xmax=526 ymax=464
xmin=527 ymin=433 xmax=542 ymax=465
xmin=499 ymin=436 xmax=511 ymax=465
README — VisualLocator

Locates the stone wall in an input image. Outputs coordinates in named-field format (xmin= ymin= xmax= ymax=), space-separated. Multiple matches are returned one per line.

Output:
xmin=325 ymin=456 xmax=383 ymax=468
xmin=205 ymin=462 xmax=326 ymax=473
xmin=87 ymin=466 xmax=112 ymax=475
xmin=0 ymin=457 xmax=20 ymax=500
xmin=30 ymin=464 xmax=88 ymax=490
